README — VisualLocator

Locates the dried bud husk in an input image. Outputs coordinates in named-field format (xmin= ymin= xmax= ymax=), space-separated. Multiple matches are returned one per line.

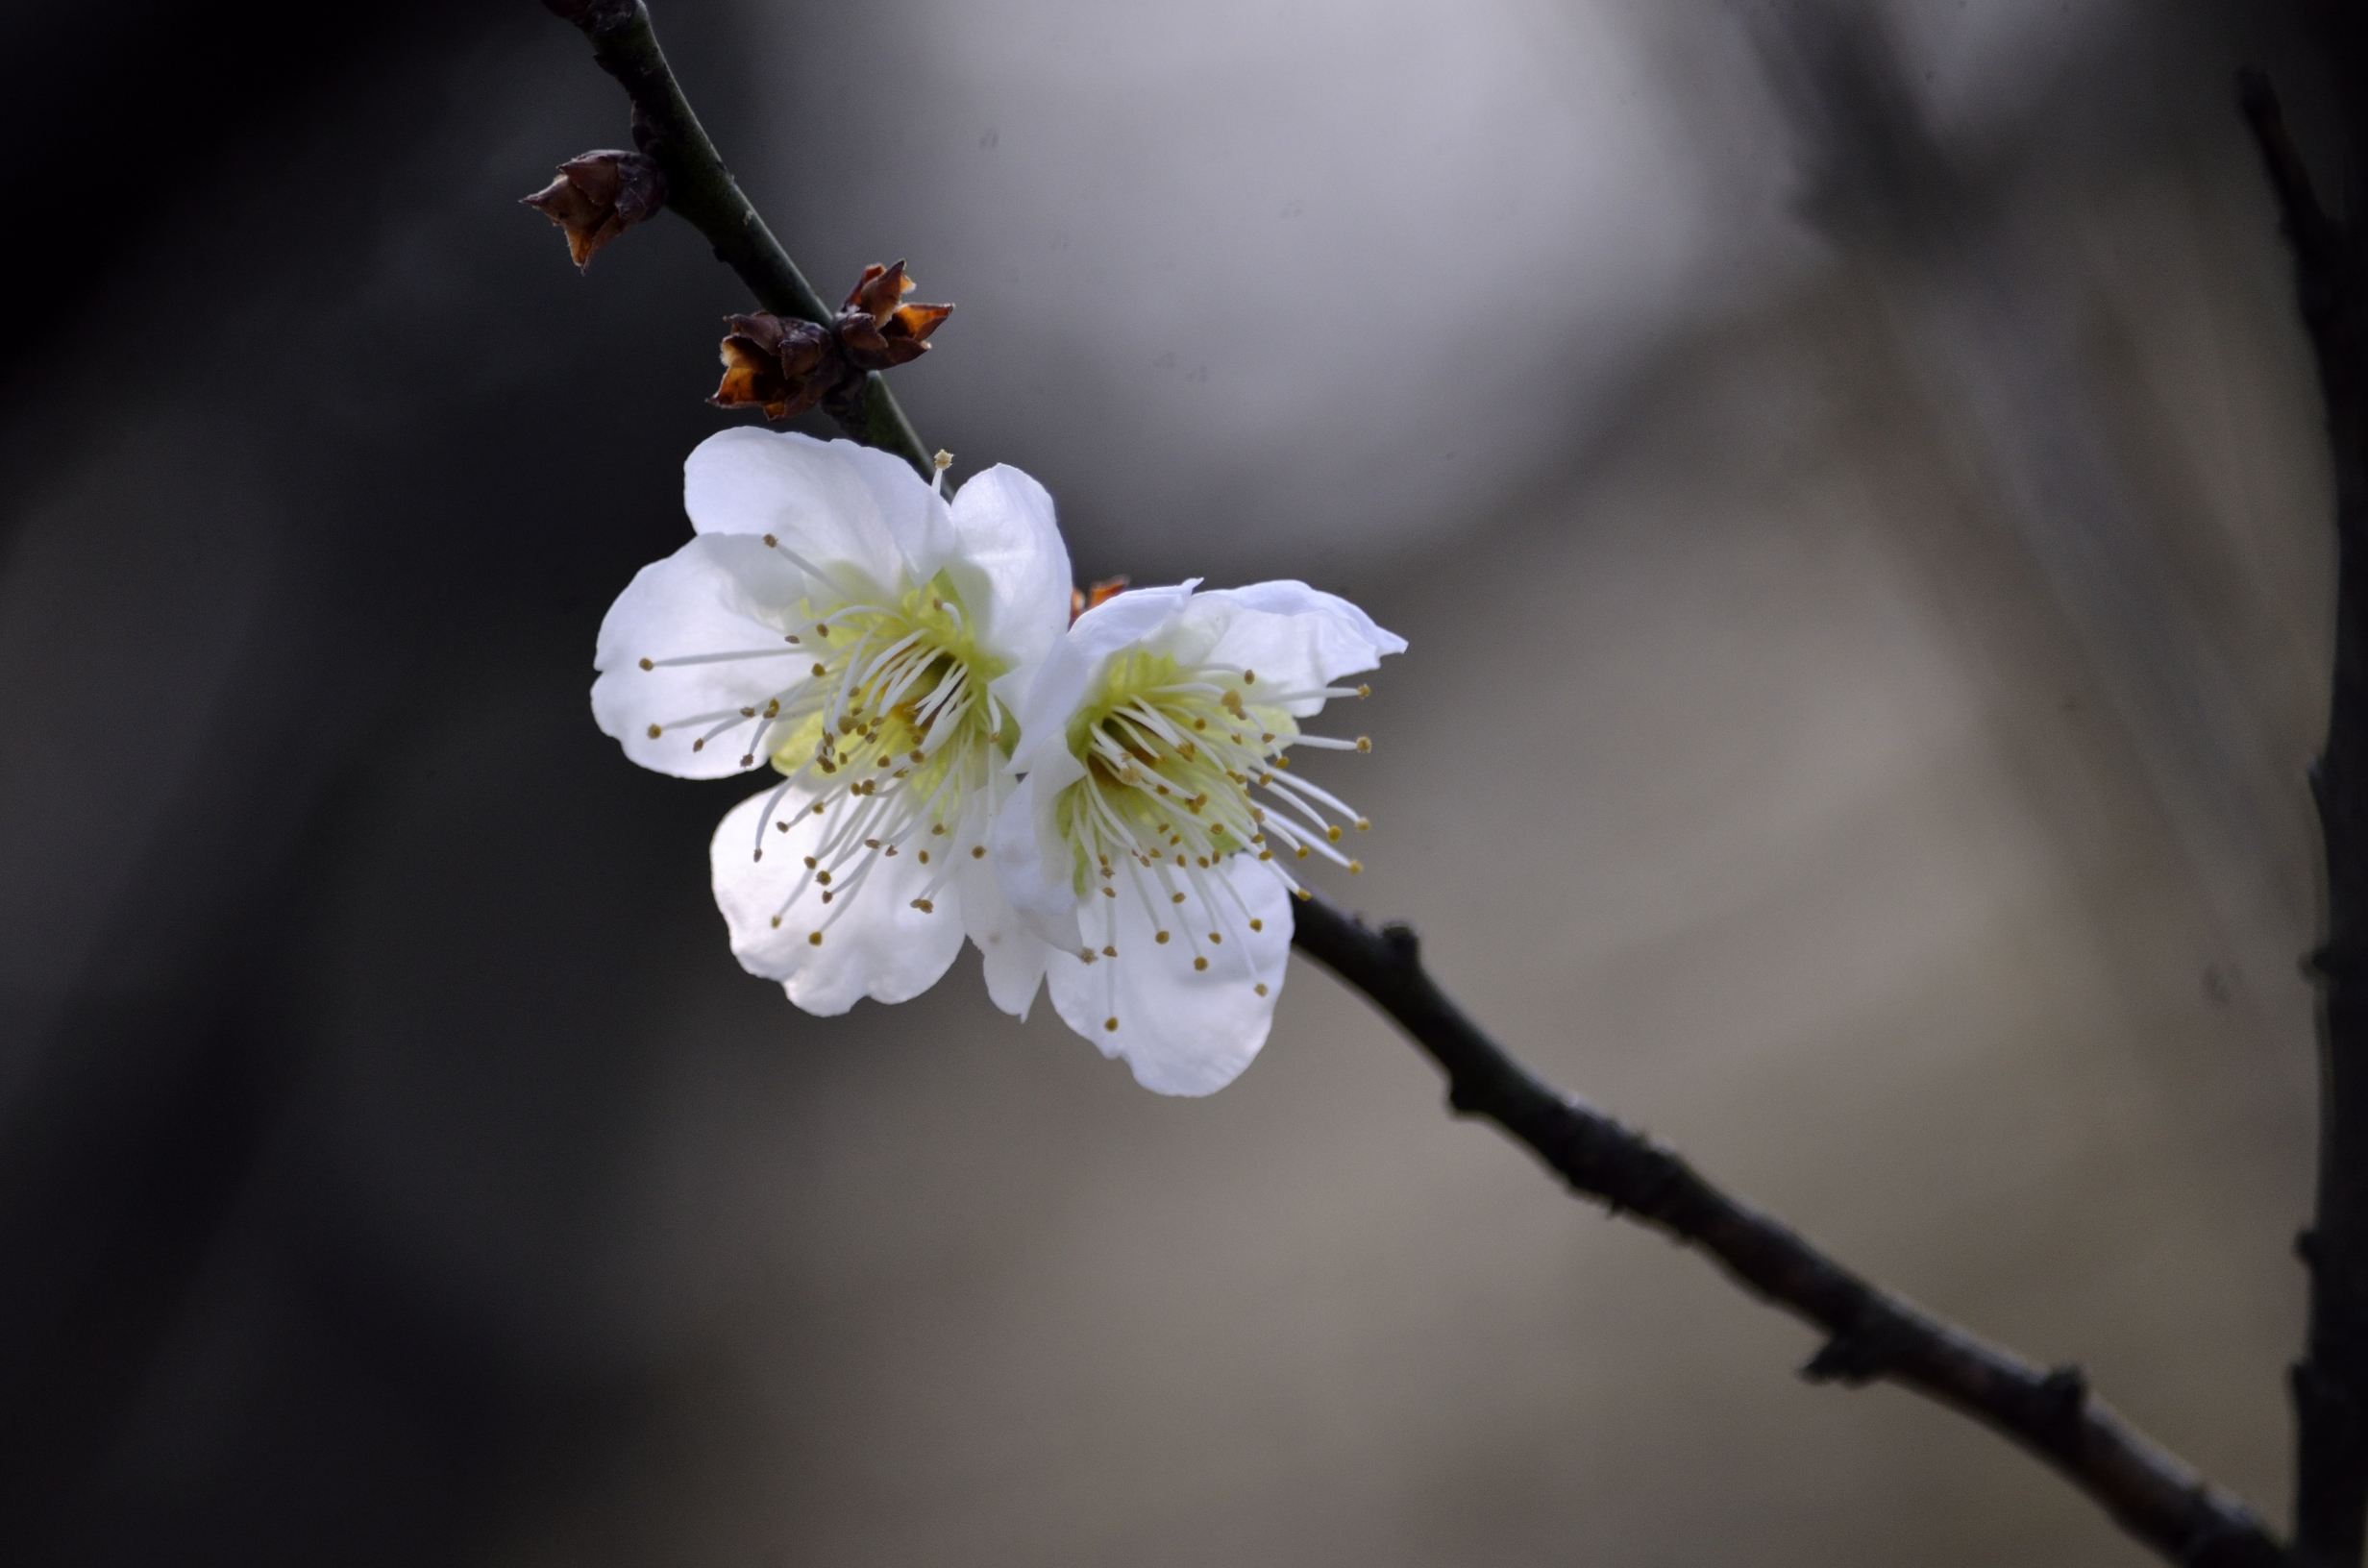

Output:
xmin=710 ymin=314 xmax=840 ymax=420
xmin=834 ymin=260 xmax=953 ymax=372
xmin=522 ymin=150 xmax=666 ymax=272
xmin=705 ymin=261 xmax=955 ymax=423
xmin=1070 ymin=576 xmax=1129 ymax=624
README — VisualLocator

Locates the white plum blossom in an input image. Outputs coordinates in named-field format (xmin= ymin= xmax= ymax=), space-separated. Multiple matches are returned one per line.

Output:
xmin=993 ymin=581 xmax=1405 ymax=1094
xmin=592 ymin=428 xmax=1069 ymax=1015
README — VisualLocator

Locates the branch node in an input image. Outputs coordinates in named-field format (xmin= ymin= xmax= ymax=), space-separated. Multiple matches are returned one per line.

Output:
xmin=1801 ymin=1310 xmax=1913 ymax=1387
xmin=2038 ymin=1362 xmax=2091 ymax=1439
xmin=1379 ymin=919 xmax=1419 ymax=965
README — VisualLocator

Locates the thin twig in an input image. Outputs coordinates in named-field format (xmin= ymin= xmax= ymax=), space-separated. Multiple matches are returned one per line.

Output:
xmin=2241 ymin=65 xmax=2368 ymax=1567
xmin=1290 ymin=893 xmax=2285 ymax=1568
xmin=545 ymin=0 xmax=934 ymax=478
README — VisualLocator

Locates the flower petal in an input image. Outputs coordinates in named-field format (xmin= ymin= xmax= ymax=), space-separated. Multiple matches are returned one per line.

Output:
xmin=683 ymin=428 xmax=954 ymax=595
xmin=710 ymin=784 xmax=969 ymax=1015
xmin=592 ymin=533 xmax=813 ymax=779
xmin=991 ymin=766 xmax=1089 ymax=944
xmin=957 ymin=845 xmax=1051 ymax=1018
xmin=1043 ymin=860 xmax=1293 ymax=1095
xmin=1185 ymin=582 xmax=1406 ymax=715
xmin=943 ymin=465 xmax=1073 ymax=711
xmin=1007 ymin=581 xmax=1201 ymax=777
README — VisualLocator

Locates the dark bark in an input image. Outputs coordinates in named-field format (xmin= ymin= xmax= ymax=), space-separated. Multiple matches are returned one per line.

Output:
xmin=542 ymin=0 xmax=934 ymax=478
xmin=2242 ymin=50 xmax=2368 ymax=1567
xmin=1290 ymin=894 xmax=2285 ymax=1568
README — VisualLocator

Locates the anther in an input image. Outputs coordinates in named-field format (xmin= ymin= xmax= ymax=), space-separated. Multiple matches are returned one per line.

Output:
xmin=804 ymin=856 xmax=818 ymax=868
xmin=1155 ymin=931 xmax=1171 ymax=943
xmin=1295 ymin=846 xmax=1309 ymax=859
xmin=1255 ymin=983 xmax=1269 ymax=995
xmin=971 ymin=845 xmax=986 ymax=859
xmin=814 ymin=625 xmax=830 ymax=639
xmin=1207 ymin=933 xmax=1221 ymax=943
xmin=763 ymin=533 xmax=777 ymax=546
xmin=811 ymin=802 xmax=826 ymax=814
xmin=740 ymin=706 xmax=755 ymax=718
xmin=739 ymin=753 xmax=754 ymax=767
xmin=771 ymin=916 xmax=782 ymax=928
xmin=785 ymin=634 xmax=800 ymax=645
xmin=812 ymin=663 xmax=827 ymax=677
xmin=1101 ymin=944 xmax=1117 ymax=958
xmin=1104 ymin=1017 xmax=1119 ymax=1032
xmin=638 ymin=657 xmax=654 ymax=671
xmin=692 ymin=738 xmax=705 ymax=751
xmin=1080 ymin=948 xmax=1097 ymax=964
xmin=917 ymin=850 xmax=929 ymax=864
xmin=1248 ymin=919 xmax=1264 ymax=932
xmin=1172 ymin=892 xmax=1187 ymax=904
xmin=1347 ymin=860 xmax=1363 ymax=874
xmin=910 ymin=748 xmax=925 ymax=763
xmin=864 ymin=839 xmax=881 ymax=848
xmin=776 ymin=821 xmax=789 ymax=833
xmin=808 ymin=931 xmax=823 ymax=944
xmin=647 ymin=723 xmax=662 ymax=739
xmin=816 ymin=870 xmax=832 ymax=885
xmin=912 ymin=898 xmax=934 ymax=913
xmin=1243 ymin=670 xmax=1256 ymax=684
xmin=1325 ymin=825 xmax=1343 ymax=844
xmin=1194 ymin=957 xmax=1208 ymax=970
xmin=1102 ymin=887 xmax=1117 ymax=898
xmin=1356 ymin=818 xmax=1371 ymax=831
xmin=932 ymin=825 xmax=948 ymax=836
xmin=1357 ymin=684 xmax=1370 ymax=698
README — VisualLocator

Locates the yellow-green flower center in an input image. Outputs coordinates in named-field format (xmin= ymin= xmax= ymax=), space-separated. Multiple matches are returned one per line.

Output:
xmin=1054 ymin=650 xmax=1370 ymax=902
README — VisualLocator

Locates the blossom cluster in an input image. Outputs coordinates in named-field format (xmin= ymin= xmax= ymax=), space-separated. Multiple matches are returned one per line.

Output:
xmin=594 ymin=430 xmax=1402 ymax=1094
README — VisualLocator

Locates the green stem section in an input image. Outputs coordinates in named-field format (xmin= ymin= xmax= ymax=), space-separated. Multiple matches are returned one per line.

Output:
xmin=554 ymin=0 xmax=934 ymax=478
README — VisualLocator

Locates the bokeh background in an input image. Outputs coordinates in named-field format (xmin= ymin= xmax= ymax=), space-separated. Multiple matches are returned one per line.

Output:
xmin=0 ymin=0 xmax=2352 ymax=1562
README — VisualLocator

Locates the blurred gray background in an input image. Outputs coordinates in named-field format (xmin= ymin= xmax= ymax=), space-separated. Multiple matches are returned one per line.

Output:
xmin=0 ymin=0 xmax=2348 ymax=1562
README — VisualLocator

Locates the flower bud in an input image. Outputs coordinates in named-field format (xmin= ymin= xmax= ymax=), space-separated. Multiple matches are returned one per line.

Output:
xmin=522 ymin=150 xmax=666 ymax=272
xmin=706 ymin=263 xmax=954 ymax=420
xmin=833 ymin=260 xmax=953 ymax=372
xmin=710 ymin=314 xmax=840 ymax=420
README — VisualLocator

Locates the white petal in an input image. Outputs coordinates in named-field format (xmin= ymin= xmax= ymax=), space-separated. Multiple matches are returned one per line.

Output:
xmin=1008 ymin=581 xmax=1201 ymax=777
xmin=943 ymin=465 xmax=1073 ymax=711
xmin=710 ymin=785 xmax=968 ymax=1016
xmin=990 ymin=767 xmax=1087 ymax=946
xmin=957 ymin=847 xmax=1051 ymax=1018
xmin=592 ymin=534 xmax=813 ymax=779
xmin=682 ymin=428 xmax=953 ymax=596
xmin=1185 ymin=582 xmax=1407 ymax=715
xmin=1043 ymin=859 xmax=1293 ymax=1095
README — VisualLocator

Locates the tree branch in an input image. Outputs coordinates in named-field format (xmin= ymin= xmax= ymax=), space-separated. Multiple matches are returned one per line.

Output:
xmin=544 ymin=0 xmax=934 ymax=478
xmin=2241 ymin=64 xmax=2368 ymax=1567
xmin=1289 ymin=893 xmax=2285 ymax=1568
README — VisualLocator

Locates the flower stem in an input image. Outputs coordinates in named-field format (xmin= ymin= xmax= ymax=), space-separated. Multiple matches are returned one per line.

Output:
xmin=544 ymin=0 xmax=934 ymax=478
